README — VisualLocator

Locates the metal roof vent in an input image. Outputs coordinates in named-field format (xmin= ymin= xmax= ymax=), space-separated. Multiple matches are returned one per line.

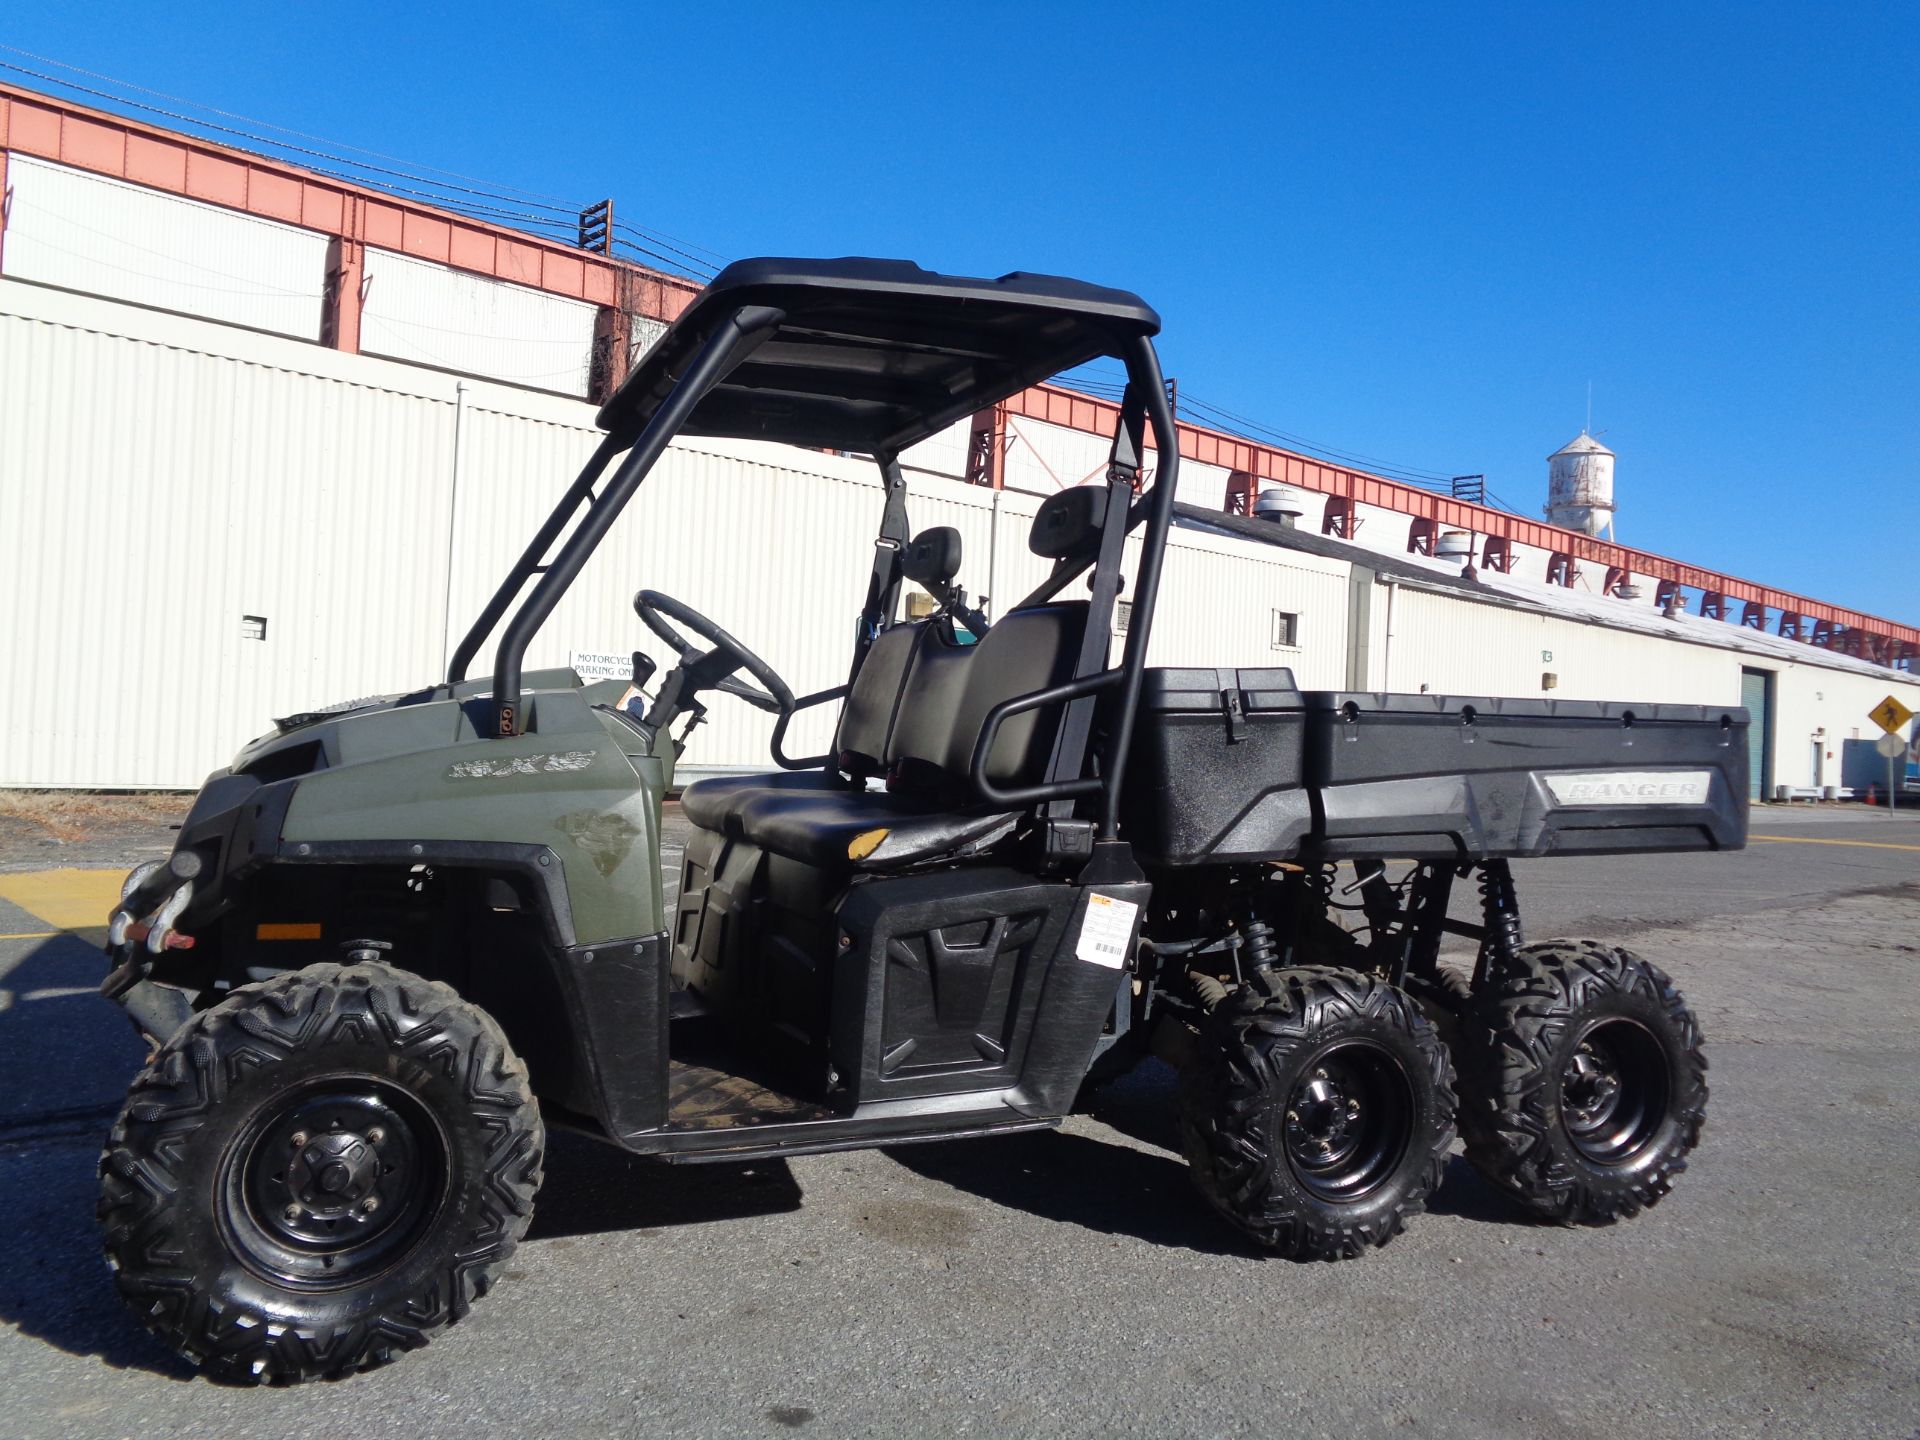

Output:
xmin=1434 ymin=529 xmax=1474 ymax=562
xmin=1253 ymin=485 xmax=1305 ymax=527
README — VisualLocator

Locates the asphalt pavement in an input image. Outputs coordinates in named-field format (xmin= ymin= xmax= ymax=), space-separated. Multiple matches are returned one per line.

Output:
xmin=0 ymin=806 xmax=1915 ymax=1438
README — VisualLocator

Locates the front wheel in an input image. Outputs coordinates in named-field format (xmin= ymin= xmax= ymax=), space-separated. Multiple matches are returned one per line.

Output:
xmin=98 ymin=962 xmax=543 ymax=1383
xmin=1179 ymin=966 xmax=1456 ymax=1260
xmin=1457 ymin=940 xmax=1707 ymax=1224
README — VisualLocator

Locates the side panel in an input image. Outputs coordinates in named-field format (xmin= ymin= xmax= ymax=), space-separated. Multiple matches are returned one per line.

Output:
xmin=1308 ymin=694 xmax=1750 ymax=858
xmin=830 ymin=869 xmax=1137 ymax=1117
xmin=1121 ymin=668 xmax=1311 ymax=864
xmin=280 ymin=708 xmax=664 ymax=944
xmin=552 ymin=933 xmax=670 ymax=1140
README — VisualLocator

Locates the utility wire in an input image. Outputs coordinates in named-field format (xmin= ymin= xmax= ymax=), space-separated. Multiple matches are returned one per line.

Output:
xmin=611 ymin=219 xmax=730 ymax=269
xmin=612 ymin=226 xmax=722 ymax=277
xmin=0 ymin=59 xmax=586 ymax=221
xmin=5 ymin=48 xmax=1529 ymax=503
xmin=0 ymin=45 xmax=585 ymax=209
xmin=1054 ymin=365 xmax=1526 ymax=513
xmin=0 ymin=51 xmax=728 ymax=281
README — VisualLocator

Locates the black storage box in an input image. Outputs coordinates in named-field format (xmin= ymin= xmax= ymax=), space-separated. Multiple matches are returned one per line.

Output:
xmin=1304 ymin=692 xmax=1749 ymax=859
xmin=1121 ymin=668 xmax=1310 ymax=864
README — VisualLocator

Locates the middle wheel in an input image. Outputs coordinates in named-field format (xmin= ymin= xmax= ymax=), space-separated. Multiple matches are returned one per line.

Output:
xmin=1180 ymin=966 xmax=1456 ymax=1259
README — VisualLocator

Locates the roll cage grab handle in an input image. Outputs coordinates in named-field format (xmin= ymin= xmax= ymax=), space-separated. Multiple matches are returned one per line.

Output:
xmin=447 ymin=310 xmax=1179 ymax=845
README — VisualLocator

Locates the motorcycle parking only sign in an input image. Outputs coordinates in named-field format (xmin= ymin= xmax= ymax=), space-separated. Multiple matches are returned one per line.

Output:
xmin=570 ymin=651 xmax=633 ymax=683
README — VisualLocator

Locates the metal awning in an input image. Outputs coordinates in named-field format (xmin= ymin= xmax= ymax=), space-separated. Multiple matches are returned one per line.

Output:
xmin=595 ymin=257 xmax=1161 ymax=454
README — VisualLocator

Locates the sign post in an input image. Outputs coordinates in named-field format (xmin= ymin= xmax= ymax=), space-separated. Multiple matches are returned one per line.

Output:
xmin=1876 ymin=730 xmax=1906 ymax=813
xmin=1869 ymin=698 xmax=1913 ymax=816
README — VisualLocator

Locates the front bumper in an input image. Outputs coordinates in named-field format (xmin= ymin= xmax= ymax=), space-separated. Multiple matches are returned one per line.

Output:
xmin=100 ymin=767 xmax=297 ymax=1042
xmin=102 ymin=854 xmax=206 ymax=1042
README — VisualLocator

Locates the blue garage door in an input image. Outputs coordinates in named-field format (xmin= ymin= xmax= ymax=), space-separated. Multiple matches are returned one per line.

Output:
xmin=1740 ymin=669 xmax=1772 ymax=801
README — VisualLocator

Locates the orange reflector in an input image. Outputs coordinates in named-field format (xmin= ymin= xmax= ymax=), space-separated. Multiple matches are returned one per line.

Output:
xmin=256 ymin=922 xmax=322 ymax=941
xmin=847 ymin=828 xmax=890 ymax=862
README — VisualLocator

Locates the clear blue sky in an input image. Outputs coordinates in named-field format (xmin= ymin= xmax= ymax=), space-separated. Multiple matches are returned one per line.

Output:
xmin=7 ymin=3 xmax=1917 ymax=621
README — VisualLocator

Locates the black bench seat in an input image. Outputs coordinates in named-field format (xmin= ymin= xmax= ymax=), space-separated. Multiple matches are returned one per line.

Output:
xmin=679 ymin=600 xmax=1089 ymax=872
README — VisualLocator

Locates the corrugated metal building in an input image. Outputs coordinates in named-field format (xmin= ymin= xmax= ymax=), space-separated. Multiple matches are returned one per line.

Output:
xmin=2 ymin=99 xmax=1915 ymax=798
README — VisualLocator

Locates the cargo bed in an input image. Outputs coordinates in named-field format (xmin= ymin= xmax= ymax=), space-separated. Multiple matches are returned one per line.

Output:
xmin=1122 ymin=668 xmax=1749 ymax=864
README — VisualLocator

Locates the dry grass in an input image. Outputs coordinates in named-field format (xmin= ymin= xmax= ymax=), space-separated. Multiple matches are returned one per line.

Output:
xmin=0 ymin=790 xmax=191 ymax=844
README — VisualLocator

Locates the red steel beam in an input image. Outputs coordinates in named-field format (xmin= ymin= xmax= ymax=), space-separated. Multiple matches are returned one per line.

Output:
xmin=0 ymin=82 xmax=699 ymax=324
xmin=1003 ymin=383 xmax=1920 ymax=652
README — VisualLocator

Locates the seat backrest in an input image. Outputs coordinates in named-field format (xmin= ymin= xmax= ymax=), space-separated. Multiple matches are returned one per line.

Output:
xmin=886 ymin=601 xmax=1093 ymax=799
xmin=833 ymin=620 xmax=926 ymax=776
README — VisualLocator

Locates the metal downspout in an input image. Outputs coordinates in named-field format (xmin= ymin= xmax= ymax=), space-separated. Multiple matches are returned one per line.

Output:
xmin=1381 ymin=576 xmax=1400 ymax=692
xmin=440 ymin=381 xmax=468 ymax=677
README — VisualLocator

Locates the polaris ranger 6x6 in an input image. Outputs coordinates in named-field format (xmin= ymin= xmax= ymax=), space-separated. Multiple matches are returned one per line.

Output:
xmin=100 ymin=258 xmax=1744 ymax=1383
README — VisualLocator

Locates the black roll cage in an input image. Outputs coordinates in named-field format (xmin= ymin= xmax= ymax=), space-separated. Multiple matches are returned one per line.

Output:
xmin=445 ymin=305 xmax=1180 ymax=842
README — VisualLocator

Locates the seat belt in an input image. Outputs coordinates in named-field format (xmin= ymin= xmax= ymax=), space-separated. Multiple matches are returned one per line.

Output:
xmin=851 ymin=454 xmax=911 ymax=684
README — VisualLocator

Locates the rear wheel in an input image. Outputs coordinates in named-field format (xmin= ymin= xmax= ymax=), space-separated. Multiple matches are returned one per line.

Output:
xmin=1179 ymin=966 xmax=1455 ymax=1259
xmin=1457 ymin=940 xmax=1706 ymax=1224
xmin=1402 ymin=962 xmax=1473 ymax=1052
xmin=98 ymin=962 xmax=543 ymax=1383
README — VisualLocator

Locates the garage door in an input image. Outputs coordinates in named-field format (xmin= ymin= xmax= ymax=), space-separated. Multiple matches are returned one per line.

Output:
xmin=1740 ymin=669 xmax=1772 ymax=801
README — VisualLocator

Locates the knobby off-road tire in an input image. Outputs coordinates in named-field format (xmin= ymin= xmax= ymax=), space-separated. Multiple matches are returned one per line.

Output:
xmin=1457 ymin=940 xmax=1706 ymax=1225
xmin=1402 ymin=962 xmax=1473 ymax=1053
xmin=1179 ymin=966 xmax=1456 ymax=1260
xmin=98 ymin=962 xmax=544 ymax=1383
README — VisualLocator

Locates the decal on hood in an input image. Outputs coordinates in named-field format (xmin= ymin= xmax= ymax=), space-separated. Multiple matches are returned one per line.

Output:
xmin=447 ymin=750 xmax=597 ymax=781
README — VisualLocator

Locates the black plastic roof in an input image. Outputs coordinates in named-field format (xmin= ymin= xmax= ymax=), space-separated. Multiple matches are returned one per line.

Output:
xmin=595 ymin=257 xmax=1161 ymax=454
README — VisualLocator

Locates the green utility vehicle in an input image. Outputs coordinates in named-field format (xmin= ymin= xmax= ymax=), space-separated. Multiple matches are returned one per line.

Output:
xmin=100 ymin=259 xmax=1743 ymax=1383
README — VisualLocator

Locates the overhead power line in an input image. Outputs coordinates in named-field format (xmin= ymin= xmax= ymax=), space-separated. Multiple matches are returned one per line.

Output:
xmin=0 ymin=43 xmax=587 ymax=207
xmin=1052 ymin=365 xmax=1514 ymax=509
xmin=4 ymin=47 xmax=1529 ymax=506
xmin=0 ymin=49 xmax=730 ymax=282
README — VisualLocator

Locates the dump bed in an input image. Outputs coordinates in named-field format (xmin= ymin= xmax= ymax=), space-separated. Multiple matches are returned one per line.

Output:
xmin=1122 ymin=668 xmax=1749 ymax=865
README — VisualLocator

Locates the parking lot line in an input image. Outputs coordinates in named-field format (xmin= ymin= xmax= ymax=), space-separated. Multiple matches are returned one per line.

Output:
xmin=1749 ymin=834 xmax=1920 ymax=852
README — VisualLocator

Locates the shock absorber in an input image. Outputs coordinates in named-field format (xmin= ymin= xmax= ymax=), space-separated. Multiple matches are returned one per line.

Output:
xmin=1239 ymin=909 xmax=1280 ymax=975
xmin=1474 ymin=858 xmax=1524 ymax=988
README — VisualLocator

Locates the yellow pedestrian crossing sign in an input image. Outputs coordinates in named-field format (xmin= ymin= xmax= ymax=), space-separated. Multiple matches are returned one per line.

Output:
xmin=1870 ymin=695 xmax=1914 ymax=736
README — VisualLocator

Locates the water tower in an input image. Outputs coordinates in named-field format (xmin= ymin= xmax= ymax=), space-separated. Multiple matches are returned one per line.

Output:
xmin=1545 ymin=432 xmax=1616 ymax=539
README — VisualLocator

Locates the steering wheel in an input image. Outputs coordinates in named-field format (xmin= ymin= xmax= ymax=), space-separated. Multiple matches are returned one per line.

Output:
xmin=631 ymin=590 xmax=794 ymax=715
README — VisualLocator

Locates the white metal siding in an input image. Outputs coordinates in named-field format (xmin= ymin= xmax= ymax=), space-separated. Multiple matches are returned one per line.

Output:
xmin=630 ymin=314 xmax=667 ymax=364
xmin=6 ymin=275 xmax=1919 ymax=793
xmin=899 ymin=418 xmax=970 ymax=482
xmin=1002 ymin=414 xmax=1108 ymax=492
xmin=1172 ymin=456 xmax=1231 ymax=512
xmin=0 ymin=291 xmax=453 ymax=786
xmin=1000 ymin=415 xmax=1232 ymax=511
xmin=1382 ymin=585 xmax=1744 ymax=704
xmin=1144 ymin=529 xmax=1351 ymax=686
xmin=360 ymin=248 xmax=597 ymax=397
xmin=443 ymin=427 xmax=898 ymax=775
xmin=1754 ymin=660 xmax=1920 ymax=792
xmin=1 ymin=155 xmax=327 ymax=339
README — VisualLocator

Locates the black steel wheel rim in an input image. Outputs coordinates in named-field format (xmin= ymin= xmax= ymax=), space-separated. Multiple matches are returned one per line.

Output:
xmin=1558 ymin=1016 xmax=1670 ymax=1166
xmin=218 ymin=1076 xmax=449 ymax=1289
xmin=1280 ymin=1039 xmax=1416 ymax=1202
